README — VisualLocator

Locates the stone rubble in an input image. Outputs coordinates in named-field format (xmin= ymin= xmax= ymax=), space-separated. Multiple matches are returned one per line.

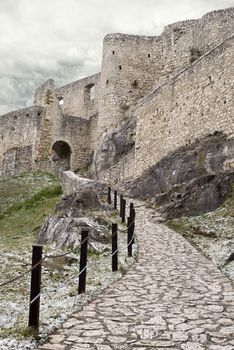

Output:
xmin=37 ymin=203 xmax=234 ymax=349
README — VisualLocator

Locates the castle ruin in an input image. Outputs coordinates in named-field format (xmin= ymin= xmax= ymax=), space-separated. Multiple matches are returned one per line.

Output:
xmin=0 ymin=8 xmax=233 ymax=182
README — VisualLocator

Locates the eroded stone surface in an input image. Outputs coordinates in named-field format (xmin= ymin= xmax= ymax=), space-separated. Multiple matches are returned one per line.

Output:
xmin=38 ymin=203 xmax=234 ymax=349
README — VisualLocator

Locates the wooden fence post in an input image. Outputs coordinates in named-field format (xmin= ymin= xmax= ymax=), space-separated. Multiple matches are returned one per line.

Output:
xmin=108 ymin=186 xmax=111 ymax=204
xmin=28 ymin=245 xmax=43 ymax=330
xmin=127 ymin=217 xmax=133 ymax=257
xmin=112 ymin=223 xmax=118 ymax=271
xmin=122 ymin=199 xmax=126 ymax=223
xmin=120 ymin=195 xmax=123 ymax=217
xmin=78 ymin=230 xmax=89 ymax=294
xmin=114 ymin=190 xmax=117 ymax=210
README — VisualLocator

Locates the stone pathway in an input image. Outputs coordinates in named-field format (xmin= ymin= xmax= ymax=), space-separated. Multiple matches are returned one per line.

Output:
xmin=38 ymin=204 xmax=234 ymax=350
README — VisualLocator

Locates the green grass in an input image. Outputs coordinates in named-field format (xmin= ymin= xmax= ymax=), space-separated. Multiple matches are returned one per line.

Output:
xmin=167 ymin=188 xmax=234 ymax=240
xmin=0 ymin=172 xmax=62 ymax=249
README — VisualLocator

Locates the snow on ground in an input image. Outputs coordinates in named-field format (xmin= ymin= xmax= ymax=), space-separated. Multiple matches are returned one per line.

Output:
xmin=0 ymin=228 xmax=137 ymax=350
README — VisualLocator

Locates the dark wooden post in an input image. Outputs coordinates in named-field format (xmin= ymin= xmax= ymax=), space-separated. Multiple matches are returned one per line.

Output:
xmin=108 ymin=186 xmax=111 ymax=204
xmin=112 ymin=223 xmax=118 ymax=272
xmin=130 ymin=204 xmax=135 ymax=244
xmin=127 ymin=217 xmax=133 ymax=257
xmin=78 ymin=230 xmax=89 ymax=294
xmin=130 ymin=203 xmax=135 ymax=220
xmin=114 ymin=190 xmax=117 ymax=210
xmin=119 ymin=195 xmax=123 ymax=217
xmin=28 ymin=245 xmax=43 ymax=330
xmin=122 ymin=199 xmax=126 ymax=223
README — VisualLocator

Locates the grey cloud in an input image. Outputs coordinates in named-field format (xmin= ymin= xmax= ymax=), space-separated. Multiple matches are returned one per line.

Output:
xmin=0 ymin=0 xmax=233 ymax=115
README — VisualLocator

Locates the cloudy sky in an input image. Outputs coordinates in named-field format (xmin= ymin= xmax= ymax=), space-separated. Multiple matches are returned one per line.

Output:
xmin=0 ymin=0 xmax=233 ymax=115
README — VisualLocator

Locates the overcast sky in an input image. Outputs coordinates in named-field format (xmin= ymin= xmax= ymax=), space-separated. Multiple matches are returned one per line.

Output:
xmin=0 ymin=0 xmax=233 ymax=115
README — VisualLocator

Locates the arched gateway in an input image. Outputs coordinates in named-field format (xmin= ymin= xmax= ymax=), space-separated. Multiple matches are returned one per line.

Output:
xmin=51 ymin=141 xmax=71 ymax=173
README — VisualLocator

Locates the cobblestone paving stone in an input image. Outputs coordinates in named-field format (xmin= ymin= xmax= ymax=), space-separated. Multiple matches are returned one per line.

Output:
xmin=38 ymin=204 xmax=234 ymax=350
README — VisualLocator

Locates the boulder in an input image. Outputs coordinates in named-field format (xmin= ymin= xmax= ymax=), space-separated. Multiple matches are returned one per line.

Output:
xmin=38 ymin=216 xmax=110 ymax=251
xmin=61 ymin=171 xmax=106 ymax=202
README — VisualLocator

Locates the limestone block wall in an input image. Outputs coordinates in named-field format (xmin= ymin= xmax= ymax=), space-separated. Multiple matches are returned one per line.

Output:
xmin=135 ymin=35 xmax=234 ymax=177
xmin=97 ymin=34 xmax=164 ymax=136
xmin=0 ymin=106 xmax=43 ymax=176
xmin=98 ymin=151 xmax=135 ymax=184
xmin=194 ymin=8 xmax=234 ymax=52
xmin=34 ymin=79 xmax=55 ymax=107
xmin=55 ymin=73 xmax=100 ymax=119
xmin=53 ymin=114 xmax=91 ymax=172
xmin=97 ymin=8 xmax=234 ymax=142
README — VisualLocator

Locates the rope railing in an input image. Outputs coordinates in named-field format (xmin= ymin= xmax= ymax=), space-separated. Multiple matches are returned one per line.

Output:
xmin=0 ymin=257 xmax=46 ymax=289
xmin=0 ymin=236 xmax=90 ymax=289
xmin=1 ymin=186 xmax=137 ymax=332
xmin=44 ymin=235 xmax=89 ymax=259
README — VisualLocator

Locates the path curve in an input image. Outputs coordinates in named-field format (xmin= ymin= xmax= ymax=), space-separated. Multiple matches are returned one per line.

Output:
xmin=38 ymin=204 xmax=234 ymax=350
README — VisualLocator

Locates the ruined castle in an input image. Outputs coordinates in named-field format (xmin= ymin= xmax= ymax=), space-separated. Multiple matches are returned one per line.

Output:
xmin=0 ymin=8 xmax=233 ymax=183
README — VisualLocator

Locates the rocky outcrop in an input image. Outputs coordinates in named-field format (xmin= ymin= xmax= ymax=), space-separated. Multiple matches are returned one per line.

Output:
xmin=38 ymin=173 xmax=112 ymax=250
xmin=61 ymin=171 xmax=106 ymax=198
xmin=125 ymin=133 xmax=234 ymax=218
xmin=90 ymin=116 xmax=136 ymax=176
xmin=38 ymin=216 xmax=110 ymax=251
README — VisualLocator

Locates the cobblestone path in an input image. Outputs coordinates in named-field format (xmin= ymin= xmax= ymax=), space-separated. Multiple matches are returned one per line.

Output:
xmin=38 ymin=204 xmax=234 ymax=350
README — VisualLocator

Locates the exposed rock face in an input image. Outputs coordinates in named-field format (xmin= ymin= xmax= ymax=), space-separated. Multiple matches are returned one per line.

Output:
xmin=125 ymin=133 xmax=234 ymax=218
xmin=38 ymin=216 xmax=109 ymax=250
xmin=91 ymin=117 xmax=136 ymax=176
xmin=61 ymin=171 xmax=106 ymax=199
xmin=38 ymin=173 xmax=111 ymax=250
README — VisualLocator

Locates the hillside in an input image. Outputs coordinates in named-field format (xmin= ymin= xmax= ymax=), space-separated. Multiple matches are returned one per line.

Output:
xmin=168 ymin=186 xmax=234 ymax=283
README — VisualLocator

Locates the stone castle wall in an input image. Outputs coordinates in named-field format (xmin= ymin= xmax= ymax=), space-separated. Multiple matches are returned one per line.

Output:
xmin=55 ymin=73 xmax=100 ymax=119
xmin=0 ymin=106 xmax=43 ymax=176
xmin=135 ymin=35 xmax=234 ymax=176
xmin=0 ymin=8 xmax=233 ymax=181
xmin=97 ymin=8 xmax=234 ymax=139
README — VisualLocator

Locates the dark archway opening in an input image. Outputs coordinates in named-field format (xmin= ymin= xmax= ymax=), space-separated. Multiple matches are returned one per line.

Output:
xmin=52 ymin=141 xmax=71 ymax=173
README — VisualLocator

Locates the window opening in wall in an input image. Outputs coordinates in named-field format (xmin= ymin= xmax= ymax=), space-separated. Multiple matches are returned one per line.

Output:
xmin=85 ymin=83 xmax=95 ymax=104
xmin=119 ymin=65 xmax=122 ymax=70
xmin=90 ymin=85 xmax=95 ymax=100
xmin=106 ymin=79 xmax=109 ymax=85
xmin=148 ymin=54 xmax=151 ymax=57
xmin=112 ymin=51 xmax=115 ymax=55
xmin=132 ymin=80 xmax=138 ymax=88
xmin=58 ymin=96 xmax=64 ymax=105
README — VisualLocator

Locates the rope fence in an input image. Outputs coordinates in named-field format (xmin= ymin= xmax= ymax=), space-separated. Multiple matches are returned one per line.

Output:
xmin=0 ymin=186 xmax=137 ymax=332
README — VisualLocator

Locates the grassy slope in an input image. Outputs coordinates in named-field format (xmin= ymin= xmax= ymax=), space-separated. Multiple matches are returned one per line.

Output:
xmin=0 ymin=173 xmax=137 ymax=343
xmin=0 ymin=173 xmax=62 ymax=249
xmin=0 ymin=172 xmax=62 ymax=338
xmin=167 ymin=187 xmax=234 ymax=271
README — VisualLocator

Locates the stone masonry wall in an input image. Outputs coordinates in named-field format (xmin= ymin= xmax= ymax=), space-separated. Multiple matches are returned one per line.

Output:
xmin=55 ymin=73 xmax=100 ymax=119
xmin=97 ymin=8 xmax=234 ymax=142
xmin=98 ymin=151 xmax=135 ymax=184
xmin=1 ymin=8 xmax=234 ymax=181
xmin=134 ymin=35 xmax=234 ymax=176
xmin=0 ymin=106 xmax=43 ymax=176
xmin=53 ymin=114 xmax=91 ymax=172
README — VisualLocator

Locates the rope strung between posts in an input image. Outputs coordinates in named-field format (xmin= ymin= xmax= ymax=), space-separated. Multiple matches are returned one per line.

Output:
xmin=0 ymin=236 xmax=89 ymax=289
xmin=0 ymin=257 xmax=46 ymax=289
xmin=30 ymin=293 xmax=40 ymax=305
xmin=117 ymin=220 xmax=135 ymax=234
xmin=127 ymin=231 xmax=136 ymax=248
xmin=45 ymin=236 xmax=89 ymax=259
